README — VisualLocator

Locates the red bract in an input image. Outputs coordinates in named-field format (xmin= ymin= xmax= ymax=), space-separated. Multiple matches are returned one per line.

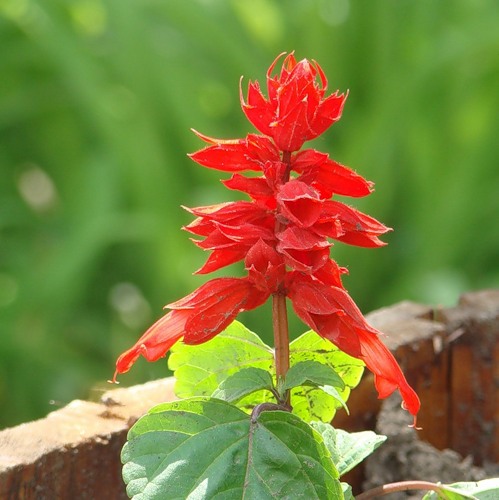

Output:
xmin=286 ymin=272 xmax=420 ymax=425
xmin=114 ymin=53 xmax=420 ymax=425
xmin=113 ymin=277 xmax=267 ymax=381
xmin=241 ymin=53 xmax=348 ymax=152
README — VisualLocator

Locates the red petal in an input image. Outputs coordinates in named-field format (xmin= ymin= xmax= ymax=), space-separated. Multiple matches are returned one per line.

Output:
xmin=188 ymin=201 xmax=268 ymax=226
xmin=195 ymin=248 xmax=248 ymax=274
xmin=271 ymin=95 xmax=311 ymax=152
xmin=277 ymin=226 xmax=329 ymax=251
xmin=183 ymin=279 xmax=268 ymax=344
xmin=312 ymin=59 xmax=328 ymax=92
xmin=113 ymin=277 xmax=270 ymax=381
xmin=190 ymin=142 xmax=261 ymax=172
xmin=240 ymin=79 xmax=275 ymax=137
xmin=323 ymin=201 xmax=392 ymax=247
xmin=293 ymin=149 xmax=373 ymax=198
xmin=113 ymin=310 xmax=187 ymax=380
xmin=309 ymin=91 xmax=347 ymax=139
xmin=287 ymin=276 xmax=344 ymax=315
xmin=279 ymin=246 xmax=330 ymax=273
xmin=191 ymin=129 xmax=240 ymax=145
xmin=217 ymin=222 xmax=274 ymax=243
xmin=267 ymin=52 xmax=288 ymax=102
xmin=183 ymin=217 xmax=215 ymax=237
xmin=192 ymin=229 xmax=234 ymax=250
xmin=311 ymin=258 xmax=347 ymax=288
xmin=355 ymin=328 xmax=421 ymax=422
xmin=277 ymin=180 xmax=323 ymax=227
xmin=167 ymin=277 xmax=248 ymax=310
xmin=245 ymin=134 xmax=280 ymax=163
xmin=222 ymin=174 xmax=274 ymax=206
xmin=245 ymin=239 xmax=285 ymax=293
xmin=287 ymin=277 xmax=420 ymax=423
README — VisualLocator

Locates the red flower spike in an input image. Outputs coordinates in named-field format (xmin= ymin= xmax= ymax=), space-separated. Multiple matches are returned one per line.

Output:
xmin=113 ymin=52 xmax=420 ymax=426
xmin=241 ymin=52 xmax=347 ymax=152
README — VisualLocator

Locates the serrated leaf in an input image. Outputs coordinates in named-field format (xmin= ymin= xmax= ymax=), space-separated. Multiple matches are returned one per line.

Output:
xmin=168 ymin=321 xmax=273 ymax=398
xmin=311 ymin=421 xmax=386 ymax=476
xmin=289 ymin=331 xmax=364 ymax=422
xmin=422 ymin=478 xmax=499 ymax=500
xmin=212 ymin=367 xmax=274 ymax=403
xmin=122 ymin=398 xmax=344 ymax=499
xmin=282 ymin=360 xmax=345 ymax=392
xmin=169 ymin=323 xmax=365 ymax=424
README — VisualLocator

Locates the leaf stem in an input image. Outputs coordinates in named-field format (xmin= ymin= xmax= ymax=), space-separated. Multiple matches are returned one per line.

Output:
xmin=251 ymin=402 xmax=289 ymax=422
xmin=356 ymin=480 xmax=450 ymax=499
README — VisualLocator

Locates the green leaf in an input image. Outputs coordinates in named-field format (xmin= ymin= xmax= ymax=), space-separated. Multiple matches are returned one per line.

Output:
xmin=320 ymin=385 xmax=349 ymax=414
xmin=169 ymin=323 xmax=365 ymax=424
xmin=422 ymin=478 xmax=499 ymax=500
xmin=311 ymin=421 xmax=386 ymax=476
xmin=341 ymin=482 xmax=354 ymax=500
xmin=122 ymin=398 xmax=344 ymax=499
xmin=168 ymin=321 xmax=274 ymax=398
xmin=212 ymin=367 xmax=275 ymax=403
xmin=288 ymin=331 xmax=365 ymax=422
xmin=282 ymin=360 xmax=345 ymax=392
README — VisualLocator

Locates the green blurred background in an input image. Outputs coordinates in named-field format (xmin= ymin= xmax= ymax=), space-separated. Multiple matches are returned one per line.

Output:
xmin=1 ymin=0 xmax=498 ymax=428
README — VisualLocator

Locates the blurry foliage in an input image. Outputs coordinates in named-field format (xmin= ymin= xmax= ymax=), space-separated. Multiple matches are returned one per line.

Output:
xmin=0 ymin=0 xmax=498 ymax=428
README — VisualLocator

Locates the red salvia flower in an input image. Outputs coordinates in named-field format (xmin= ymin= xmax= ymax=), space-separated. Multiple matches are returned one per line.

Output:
xmin=114 ymin=53 xmax=420 ymax=426
xmin=240 ymin=53 xmax=348 ymax=152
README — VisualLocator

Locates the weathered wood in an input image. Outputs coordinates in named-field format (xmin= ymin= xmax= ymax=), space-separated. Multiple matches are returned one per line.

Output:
xmin=442 ymin=289 xmax=499 ymax=464
xmin=0 ymin=379 xmax=177 ymax=499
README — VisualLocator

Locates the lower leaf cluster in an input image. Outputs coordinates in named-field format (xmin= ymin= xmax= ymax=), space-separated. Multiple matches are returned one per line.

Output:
xmin=122 ymin=321 xmax=384 ymax=499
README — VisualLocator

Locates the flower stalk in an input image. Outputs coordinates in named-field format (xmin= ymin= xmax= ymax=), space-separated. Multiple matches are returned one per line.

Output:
xmin=272 ymin=291 xmax=290 ymax=397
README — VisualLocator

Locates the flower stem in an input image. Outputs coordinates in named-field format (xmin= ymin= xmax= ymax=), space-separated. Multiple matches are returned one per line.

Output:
xmin=273 ymin=292 xmax=290 ymax=402
xmin=272 ymin=149 xmax=293 ymax=405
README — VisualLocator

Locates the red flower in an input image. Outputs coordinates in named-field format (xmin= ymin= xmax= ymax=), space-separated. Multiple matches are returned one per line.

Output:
xmin=240 ymin=53 xmax=347 ymax=152
xmin=113 ymin=277 xmax=267 ymax=382
xmin=113 ymin=53 xmax=420 ymax=425
xmin=286 ymin=272 xmax=420 ymax=426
